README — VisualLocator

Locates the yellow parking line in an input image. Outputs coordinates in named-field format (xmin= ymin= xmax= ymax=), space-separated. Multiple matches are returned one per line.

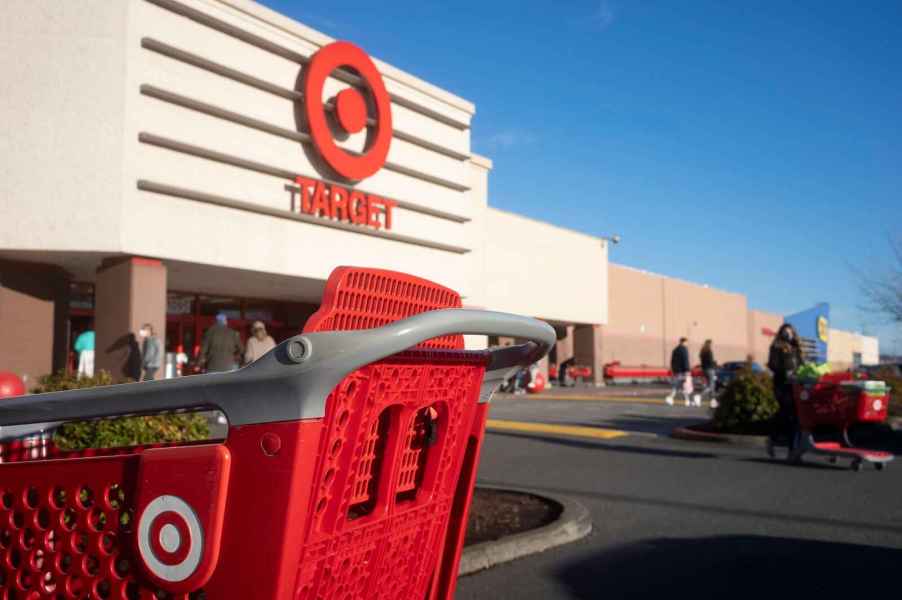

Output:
xmin=486 ymin=419 xmax=629 ymax=440
xmin=508 ymin=394 xmax=669 ymax=406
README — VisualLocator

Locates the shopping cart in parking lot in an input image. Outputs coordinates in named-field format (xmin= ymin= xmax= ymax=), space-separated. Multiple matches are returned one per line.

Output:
xmin=769 ymin=372 xmax=894 ymax=471
xmin=0 ymin=266 xmax=555 ymax=600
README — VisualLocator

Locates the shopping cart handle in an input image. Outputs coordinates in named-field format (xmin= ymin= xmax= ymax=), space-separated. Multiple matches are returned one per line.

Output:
xmin=0 ymin=309 xmax=554 ymax=430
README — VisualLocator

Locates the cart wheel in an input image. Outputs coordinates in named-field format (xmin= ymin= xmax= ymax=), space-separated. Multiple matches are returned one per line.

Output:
xmin=875 ymin=462 xmax=885 ymax=472
xmin=851 ymin=460 xmax=863 ymax=472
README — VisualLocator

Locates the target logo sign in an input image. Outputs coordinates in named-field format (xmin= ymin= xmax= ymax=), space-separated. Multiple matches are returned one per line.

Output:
xmin=137 ymin=495 xmax=205 ymax=583
xmin=303 ymin=41 xmax=393 ymax=181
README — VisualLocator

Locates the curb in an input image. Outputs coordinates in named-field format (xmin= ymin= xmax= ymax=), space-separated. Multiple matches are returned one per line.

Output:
xmin=671 ymin=424 xmax=768 ymax=448
xmin=459 ymin=485 xmax=592 ymax=576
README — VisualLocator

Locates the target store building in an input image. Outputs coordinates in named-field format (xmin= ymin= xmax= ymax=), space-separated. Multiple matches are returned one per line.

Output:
xmin=1 ymin=0 xmax=608 ymax=383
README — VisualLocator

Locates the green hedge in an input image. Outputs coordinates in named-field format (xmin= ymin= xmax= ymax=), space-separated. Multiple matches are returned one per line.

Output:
xmin=33 ymin=371 xmax=210 ymax=451
xmin=713 ymin=368 xmax=778 ymax=433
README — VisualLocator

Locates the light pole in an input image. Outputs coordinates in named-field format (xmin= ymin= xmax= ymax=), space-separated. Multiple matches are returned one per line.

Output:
xmin=601 ymin=234 xmax=622 ymax=247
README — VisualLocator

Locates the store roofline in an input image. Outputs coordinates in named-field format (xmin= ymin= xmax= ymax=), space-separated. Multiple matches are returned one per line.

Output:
xmin=486 ymin=207 xmax=606 ymax=245
xmin=216 ymin=0 xmax=477 ymax=115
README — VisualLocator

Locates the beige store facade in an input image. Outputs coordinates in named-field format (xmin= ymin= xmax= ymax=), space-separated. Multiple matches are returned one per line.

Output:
xmin=0 ymin=0 xmax=608 ymax=384
xmin=600 ymin=264 xmax=879 ymax=371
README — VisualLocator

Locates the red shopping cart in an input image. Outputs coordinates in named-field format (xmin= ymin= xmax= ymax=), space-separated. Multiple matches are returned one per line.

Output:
xmin=0 ymin=266 xmax=555 ymax=600
xmin=773 ymin=373 xmax=894 ymax=471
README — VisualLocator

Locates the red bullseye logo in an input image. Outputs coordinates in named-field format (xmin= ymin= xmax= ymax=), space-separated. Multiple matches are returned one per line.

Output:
xmin=138 ymin=495 xmax=204 ymax=583
xmin=304 ymin=41 xmax=393 ymax=181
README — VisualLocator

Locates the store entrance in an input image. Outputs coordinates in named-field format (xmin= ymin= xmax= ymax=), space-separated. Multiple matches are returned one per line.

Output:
xmin=64 ymin=283 xmax=319 ymax=375
xmin=166 ymin=293 xmax=319 ymax=371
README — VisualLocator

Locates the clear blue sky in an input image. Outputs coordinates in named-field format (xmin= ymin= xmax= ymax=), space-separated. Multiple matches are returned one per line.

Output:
xmin=261 ymin=0 xmax=902 ymax=354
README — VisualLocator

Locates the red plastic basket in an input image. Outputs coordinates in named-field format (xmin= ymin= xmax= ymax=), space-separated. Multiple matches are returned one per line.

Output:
xmin=795 ymin=373 xmax=890 ymax=429
xmin=0 ymin=266 xmax=554 ymax=600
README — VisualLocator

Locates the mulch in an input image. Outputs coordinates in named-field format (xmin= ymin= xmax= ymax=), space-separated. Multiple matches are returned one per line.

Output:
xmin=464 ymin=488 xmax=561 ymax=546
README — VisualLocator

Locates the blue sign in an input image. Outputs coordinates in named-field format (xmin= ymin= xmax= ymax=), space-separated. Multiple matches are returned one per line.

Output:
xmin=785 ymin=303 xmax=829 ymax=363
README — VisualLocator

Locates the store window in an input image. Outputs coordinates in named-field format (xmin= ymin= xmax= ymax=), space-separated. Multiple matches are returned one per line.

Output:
xmin=69 ymin=282 xmax=94 ymax=311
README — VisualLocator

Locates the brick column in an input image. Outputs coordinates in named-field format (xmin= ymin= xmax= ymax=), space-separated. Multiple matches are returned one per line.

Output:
xmin=94 ymin=257 xmax=167 ymax=381
xmin=573 ymin=324 xmax=604 ymax=386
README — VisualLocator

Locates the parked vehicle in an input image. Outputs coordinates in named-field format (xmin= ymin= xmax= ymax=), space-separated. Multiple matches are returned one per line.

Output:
xmin=859 ymin=363 xmax=901 ymax=378
xmin=716 ymin=361 xmax=764 ymax=389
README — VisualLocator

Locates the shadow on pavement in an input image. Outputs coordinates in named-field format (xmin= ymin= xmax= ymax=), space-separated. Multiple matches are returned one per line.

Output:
xmin=486 ymin=430 xmax=717 ymax=459
xmin=572 ymin=413 xmax=707 ymax=436
xmin=741 ymin=457 xmax=847 ymax=471
xmin=556 ymin=535 xmax=902 ymax=599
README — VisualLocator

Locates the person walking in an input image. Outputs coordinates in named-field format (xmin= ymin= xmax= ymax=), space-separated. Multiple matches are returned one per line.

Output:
xmin=200 ymin=313 xmax=243 ymax=373
xmin=767 ymin=323 xmax=804 ymax=459
xmin=244 ymin=321 xmax=276 ymax=364
xmin=139 ymin=323 xmax=162 ymax=381
xmin=700 ymin=339 xmax=718 ymax=408
xmin=74 ymin=326 xmax=95 ymax=378
xmin=666 ymin=337 xmax=694 ymax=406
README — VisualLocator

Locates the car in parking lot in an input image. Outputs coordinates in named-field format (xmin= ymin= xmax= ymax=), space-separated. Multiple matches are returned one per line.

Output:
xmin=716 ymin=360 xmax=765 ymax=389
xmin=859 ymin=363 xmax=901 ymax=378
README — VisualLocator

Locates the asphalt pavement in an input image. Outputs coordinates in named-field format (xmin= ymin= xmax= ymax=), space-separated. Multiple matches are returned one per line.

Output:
xmin=455 ymin=393 xmax=902 ymax=599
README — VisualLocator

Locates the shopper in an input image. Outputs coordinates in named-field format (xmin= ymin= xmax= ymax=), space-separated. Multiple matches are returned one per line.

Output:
xmin=666 ymin=337 xmax=693 ymax=406
xmin=700 ymin=339 xmax=717 ymax=407
xmin=139 ymin=323 xmax=162 ymax=381
xmin=74 ymin=326 xmax=95 ymax=378
xmin=558 ymin=356 xmax=576 ymax=387
xmin=200 ymin=313 xmax=243 ymax=373
xmin=244 ymin=321 xmax=276 ymax=364
xmin=767 ymin=323 xmax=804 ymax=458
xmin=124 ymin=333 xmax=143 ymax=382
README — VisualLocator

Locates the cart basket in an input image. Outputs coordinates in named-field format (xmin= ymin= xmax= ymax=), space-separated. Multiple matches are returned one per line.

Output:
xmin=0 ymin=267 xmax=555 ymax=600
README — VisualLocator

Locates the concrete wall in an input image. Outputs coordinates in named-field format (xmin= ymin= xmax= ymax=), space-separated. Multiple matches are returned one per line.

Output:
xmin=1 ymin=0 xmax=480 ymax=293
xmin=482 ymin=208 xmax=607 ymax=325
xmin=747 ymin=309 xmax=783 ymax=365
xmin=0 ymin=1 xmax=129 ymax=253
xmin=0 ymin=260 xmax=69 ymax=385
xmin=603 ymin=264 xmax=749 ymax=368
xmin=118 ymin=0 xmax=484 ymax=298
xmin=828 ymin=328 xmax=880 ymax=370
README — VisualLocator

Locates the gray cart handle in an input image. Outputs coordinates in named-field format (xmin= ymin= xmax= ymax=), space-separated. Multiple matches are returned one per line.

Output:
xmin=0 ymin=309 xmax=555 ymax=432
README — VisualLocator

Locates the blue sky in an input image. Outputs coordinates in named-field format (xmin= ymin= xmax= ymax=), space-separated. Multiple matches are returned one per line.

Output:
xmin=261 ymin=0 xmax=902 ymax=353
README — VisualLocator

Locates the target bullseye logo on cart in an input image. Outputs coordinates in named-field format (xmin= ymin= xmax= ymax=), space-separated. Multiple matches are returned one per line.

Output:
xmin=138 ymin=495 xmax=204 ymax=583
xmin=304 ymin=41 xmax=393 ymax=181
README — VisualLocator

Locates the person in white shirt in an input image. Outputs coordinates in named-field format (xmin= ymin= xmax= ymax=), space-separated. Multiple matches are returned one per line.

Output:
xmin=244 ymin=321 xmax=276 ymax=365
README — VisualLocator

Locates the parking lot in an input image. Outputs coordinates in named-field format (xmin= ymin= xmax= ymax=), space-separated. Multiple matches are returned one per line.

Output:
xmin=457 ymin=394 xmax=902 ymax=599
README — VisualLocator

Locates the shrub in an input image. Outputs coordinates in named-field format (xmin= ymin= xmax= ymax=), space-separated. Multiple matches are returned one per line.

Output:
xmin=53 ymin=413 xmax=210 ymax=451
xmin=713 ymin=368 xmax=778 ymax=433
xmin=32 ymin=371 xmax=209 ymax=451
xmin=32 ymin=370 xmax=118 ymax=393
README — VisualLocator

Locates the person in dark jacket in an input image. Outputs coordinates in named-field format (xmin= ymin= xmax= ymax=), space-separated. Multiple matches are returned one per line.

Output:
xmin=700 ymin=339 xmax=717 ymax=405
xmin=200 ymin=313 xmax=243 ymax=373
xmin=667 ymin=338 xmax=692 ymax=406
xmin=767 ymin=323 xmax=804 ymax=457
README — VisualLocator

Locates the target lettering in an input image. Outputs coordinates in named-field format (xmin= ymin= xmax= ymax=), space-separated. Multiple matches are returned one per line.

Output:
xmin=289 ymin=176 xmax=396 ymax=230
